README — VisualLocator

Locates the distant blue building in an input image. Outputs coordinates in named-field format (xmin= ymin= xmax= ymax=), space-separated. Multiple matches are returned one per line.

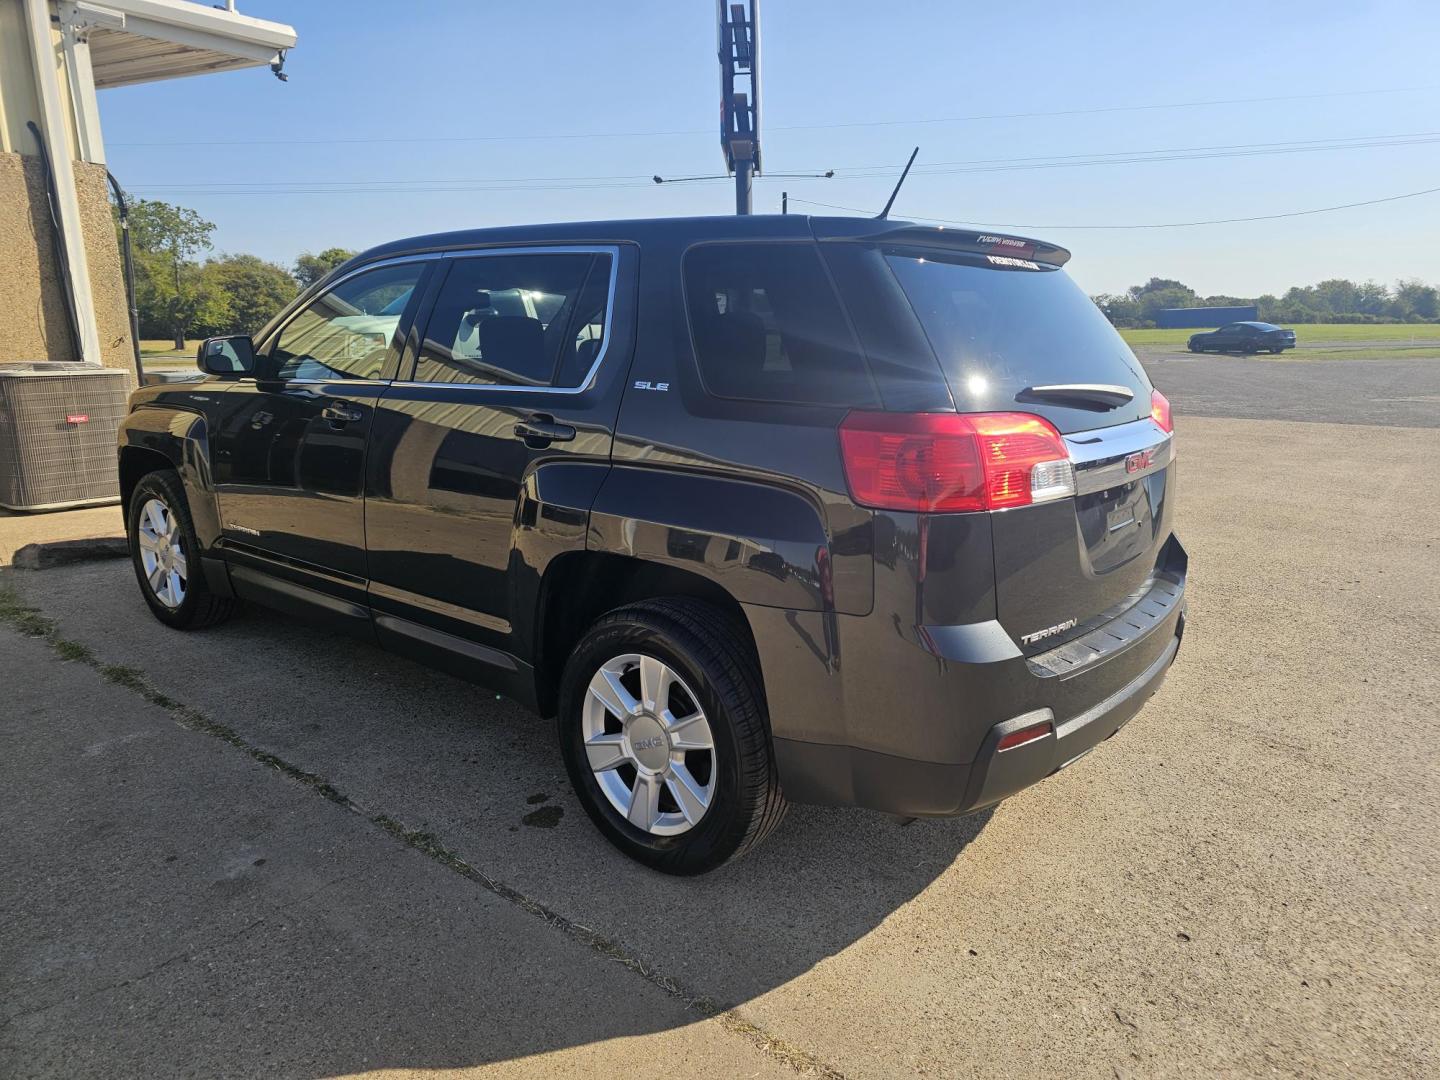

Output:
xmin=1156 ymin=305 xmax=1258 ymax=328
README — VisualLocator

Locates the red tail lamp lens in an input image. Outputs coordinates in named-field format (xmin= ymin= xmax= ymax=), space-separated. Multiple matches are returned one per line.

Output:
xmin=1150 ymin=389 xmax=1173 ymax=434
xmin=996 ymin=720 xmax=1053 ymax=752
xmin=838 ymin=411 xmax=1072 ymax=513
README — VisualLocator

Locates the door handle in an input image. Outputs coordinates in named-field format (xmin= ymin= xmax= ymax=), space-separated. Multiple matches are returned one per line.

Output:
xmin=321 ymin=402 xmax=364 ymax=425
xmin=514 ymin=414 xmax=576 ymax=446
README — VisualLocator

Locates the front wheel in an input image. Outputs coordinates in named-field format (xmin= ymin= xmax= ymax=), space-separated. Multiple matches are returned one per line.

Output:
xmin=127 ymin=469 xmax=235 ymax=630
xmin=557 ymin=599 xmax=787 ymax=875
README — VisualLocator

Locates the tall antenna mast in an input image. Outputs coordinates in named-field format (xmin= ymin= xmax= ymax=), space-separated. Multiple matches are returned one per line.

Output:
xmin=718 ymin=1 xmax=761 ymax=215
xmin=877 ymin=147 xmax=920 ymax=220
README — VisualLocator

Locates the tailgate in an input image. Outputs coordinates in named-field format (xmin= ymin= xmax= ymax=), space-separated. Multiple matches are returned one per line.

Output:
xmin=989 ymin=416 xmax=1175 ymax=653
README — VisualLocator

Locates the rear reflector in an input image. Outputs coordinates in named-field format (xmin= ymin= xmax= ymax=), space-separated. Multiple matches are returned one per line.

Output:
xmin=996 ymin=720 xmax=1053 ymax=752
xmin=1150 ymin=388 xmax=1173 ymax=434
xmin=838 ymin=411 xmax=1074 ymax=513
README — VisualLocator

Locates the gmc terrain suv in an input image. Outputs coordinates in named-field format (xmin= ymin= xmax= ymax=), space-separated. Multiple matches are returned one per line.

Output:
xmin=119 ymin=216 xmax=1187 ymax=874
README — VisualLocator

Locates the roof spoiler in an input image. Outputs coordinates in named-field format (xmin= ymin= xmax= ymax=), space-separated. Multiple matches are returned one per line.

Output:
xmin=809 ymin=220 xmax=1071 ymax=267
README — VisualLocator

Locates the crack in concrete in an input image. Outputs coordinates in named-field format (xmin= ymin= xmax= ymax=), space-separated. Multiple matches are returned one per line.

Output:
xmin=2 ymin=917 xmax=267 ymax=1027
xmin=0 ymin=579 xmax=846 ymax=1079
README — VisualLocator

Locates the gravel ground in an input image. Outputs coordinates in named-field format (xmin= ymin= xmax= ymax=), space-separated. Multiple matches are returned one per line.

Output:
xmin=1140 ymin=353 xmax=1440 ymax=428
xmin=2 ymin=414 xmax=1437 ymax=1079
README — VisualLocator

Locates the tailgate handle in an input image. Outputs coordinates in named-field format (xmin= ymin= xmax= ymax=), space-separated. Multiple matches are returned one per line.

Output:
xmin=514 ymin=414 xmax=576 ymax=446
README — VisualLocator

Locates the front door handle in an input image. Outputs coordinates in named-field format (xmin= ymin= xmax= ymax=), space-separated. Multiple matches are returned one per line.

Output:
xmin=514 ymin=415 xmax=576 ymax=446
xmin=321 ymin=402 xmax=364 ymax=425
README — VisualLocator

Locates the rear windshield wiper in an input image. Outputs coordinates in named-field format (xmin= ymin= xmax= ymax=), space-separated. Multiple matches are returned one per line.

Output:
xmin=1017 ymin=383 xmax=1135 ymax=410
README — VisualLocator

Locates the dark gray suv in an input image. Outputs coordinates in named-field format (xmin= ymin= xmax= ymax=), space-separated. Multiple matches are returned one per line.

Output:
xmin=118 ymin=215 xmax=1186 ymax=874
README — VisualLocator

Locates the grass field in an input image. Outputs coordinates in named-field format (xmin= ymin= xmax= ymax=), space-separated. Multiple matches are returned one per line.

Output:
xmin=1120 ymin=324 xmax=1440 ymax=348
xmin=139 ymin=339 xmax=199 ymax=357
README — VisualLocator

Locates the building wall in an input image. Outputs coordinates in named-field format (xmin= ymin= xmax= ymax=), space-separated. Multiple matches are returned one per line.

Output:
xmin=1155 ymin=306 xmax=1259 ymax=329
xmin=0 ymin=150 xmax=135 ymax=378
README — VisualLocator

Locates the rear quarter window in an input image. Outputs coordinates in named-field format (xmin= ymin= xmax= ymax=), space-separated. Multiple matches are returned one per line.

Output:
xmin=683 ymin=242 xmax=877 ymax=407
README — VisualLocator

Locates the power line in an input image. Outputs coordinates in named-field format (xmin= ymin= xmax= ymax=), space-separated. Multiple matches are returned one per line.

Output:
xmin=787 ymin=183 xmax=1440 ymax=230
xmin=107 ymin=84 xmax=1440 ymax=148
xmin=124 ymin=129 xmax=1440 ymax=196
xmin=768 ymin=85 xmax=1440 ymax=132
xmin=833 ymin=131 xmax=1440 ymax=177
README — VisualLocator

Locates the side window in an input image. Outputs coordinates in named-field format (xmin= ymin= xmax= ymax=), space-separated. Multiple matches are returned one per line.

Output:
xmin=683 ymin=242 xmax=871 ymax=406
xmin=414 ymin=253 xmax=609 ymax=387
xmin=272 ymin=262 xmax=425 ymax=381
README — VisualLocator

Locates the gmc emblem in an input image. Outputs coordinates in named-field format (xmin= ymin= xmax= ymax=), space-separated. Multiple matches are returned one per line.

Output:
xmin=1124 ymin=448 xmax=1156 ymax=474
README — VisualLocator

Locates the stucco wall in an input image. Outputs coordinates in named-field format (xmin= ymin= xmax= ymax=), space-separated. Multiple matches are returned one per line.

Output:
xmin=75 ymin=160 xmax=136 ymax=374
xmin=0 ymin=150 xmax=135 ymax=380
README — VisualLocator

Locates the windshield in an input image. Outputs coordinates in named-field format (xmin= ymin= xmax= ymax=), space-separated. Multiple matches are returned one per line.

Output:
xmin=884 ymin=249 xmax=1151 ymax=432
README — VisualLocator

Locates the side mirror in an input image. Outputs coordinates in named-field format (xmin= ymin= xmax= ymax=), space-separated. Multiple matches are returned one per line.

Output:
xmin=197 ymin=335 xmax=256 ymax=376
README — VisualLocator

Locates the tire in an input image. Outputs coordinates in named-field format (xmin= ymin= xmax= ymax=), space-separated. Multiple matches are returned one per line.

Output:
xmin=557 ymin=598 xmax=787 ymax=875
xmin=127 ymin=469 xmax=235 ymax=630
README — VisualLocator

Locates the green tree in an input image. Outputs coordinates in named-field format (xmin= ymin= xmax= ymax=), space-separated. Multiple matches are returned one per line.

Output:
xmin=201 ymin=254 xmax=298 ymax=336
xmin=1394 ymin=279 xmax=1439 ymax=321
xmin=1091 ymin=292 xmax=1142 ymax=326
xmin=294 ymin=247 xmax=357 ymax=288
xmin=128 ymin=199 xmax=220 ymax=347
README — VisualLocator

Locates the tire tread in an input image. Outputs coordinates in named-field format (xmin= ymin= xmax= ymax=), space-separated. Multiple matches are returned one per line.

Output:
xmin=562 ymin=597 xmax=787 ymax=873
xmin=129 ymin=469 xmax=235 ymax=630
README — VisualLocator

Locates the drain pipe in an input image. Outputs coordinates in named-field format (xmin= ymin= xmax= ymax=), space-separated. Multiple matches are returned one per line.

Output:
xmin=104 ymin=171 xmax=145 ymax=383
xmin=27 ymin=120 xmax=83 ymax=364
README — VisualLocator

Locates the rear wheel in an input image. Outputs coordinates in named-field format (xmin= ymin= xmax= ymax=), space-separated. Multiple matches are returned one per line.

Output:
xmin=557 ymin=599 xmax=786 ymax=874
xmin=127 ymin=470 xmax=235 ymax=630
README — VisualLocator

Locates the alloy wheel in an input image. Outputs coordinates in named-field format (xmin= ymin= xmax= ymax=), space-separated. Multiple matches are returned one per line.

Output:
xmin=582 ymin=653 xmax=716 ymax=836
xmin=136 ymin=497 xmax=187 ymax=608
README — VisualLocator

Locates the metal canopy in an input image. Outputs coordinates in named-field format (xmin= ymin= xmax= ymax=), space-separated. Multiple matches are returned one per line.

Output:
xmin=61 ymin=0 xmax=296 ymax=89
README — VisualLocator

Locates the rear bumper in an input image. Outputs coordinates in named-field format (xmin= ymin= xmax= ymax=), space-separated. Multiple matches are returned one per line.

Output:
xmin=773 ymin=610 xmax=1183 ymax=817
xmin=764 ymin=538 xmax=1188 ymax=817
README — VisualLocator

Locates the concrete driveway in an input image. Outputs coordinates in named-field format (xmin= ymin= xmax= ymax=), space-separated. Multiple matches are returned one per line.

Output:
xmin=2 ymin=412 xmax=1438 ymax=1078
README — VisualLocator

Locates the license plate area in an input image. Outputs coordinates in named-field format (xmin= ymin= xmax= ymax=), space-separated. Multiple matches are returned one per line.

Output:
xmin=1077 ymin=476 xmax=1159 ymax=573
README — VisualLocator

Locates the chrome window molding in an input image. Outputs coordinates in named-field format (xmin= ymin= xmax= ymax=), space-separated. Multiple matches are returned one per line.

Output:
xmin=390 ymin=244 xmax=623 ymax=396
xmin=1064 ymin=415 xmax=1174 ymax=495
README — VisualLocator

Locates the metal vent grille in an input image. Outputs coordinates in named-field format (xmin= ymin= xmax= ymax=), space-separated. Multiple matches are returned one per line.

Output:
xmin=0 ymin=364 xmax=130 ymax=511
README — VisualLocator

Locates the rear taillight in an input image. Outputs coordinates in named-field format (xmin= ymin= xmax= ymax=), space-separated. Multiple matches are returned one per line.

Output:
xmin=838 ymin=411 xmax=1074 ymax=513
xmin=1150 ymin=388 xmax=1173 ymax=434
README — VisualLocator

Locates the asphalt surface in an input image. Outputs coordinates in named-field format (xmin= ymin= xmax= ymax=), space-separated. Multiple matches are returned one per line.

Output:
xmin=1139 ymin=352 xmax=1440 ymax=428
xmin=3 ymin=410 xmax=1439 ymax=1077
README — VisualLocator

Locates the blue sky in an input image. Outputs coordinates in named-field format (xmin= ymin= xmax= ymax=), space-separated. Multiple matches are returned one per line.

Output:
xmin=98 ymin=0 xmax=1440 ymax=297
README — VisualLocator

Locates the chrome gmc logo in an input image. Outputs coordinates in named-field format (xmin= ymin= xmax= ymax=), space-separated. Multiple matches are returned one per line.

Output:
xmin=1124 ymin=448 xmax=1156 ymax=474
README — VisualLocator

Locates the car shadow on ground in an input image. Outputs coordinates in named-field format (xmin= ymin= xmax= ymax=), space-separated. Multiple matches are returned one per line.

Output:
xmin=4 ymin=562 xmax=993 ymax=1076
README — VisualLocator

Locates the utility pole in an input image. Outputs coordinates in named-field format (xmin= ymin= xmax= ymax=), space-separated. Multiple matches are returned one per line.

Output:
xmin=718 ymin=1 xmax=760 ymax=215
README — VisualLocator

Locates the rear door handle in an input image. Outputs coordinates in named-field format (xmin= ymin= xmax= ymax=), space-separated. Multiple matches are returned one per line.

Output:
xmin=514 ymin=415 xmax=576 ymax=445
xmin=321 ymin=402 xmax=364 ymax=425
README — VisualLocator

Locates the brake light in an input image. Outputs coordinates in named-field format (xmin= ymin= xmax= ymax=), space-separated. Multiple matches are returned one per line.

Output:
xmin=838 ymin=411 xmax=1074 ymax=513
xmin=1150 ymin=388 xmax=1173 ymax=434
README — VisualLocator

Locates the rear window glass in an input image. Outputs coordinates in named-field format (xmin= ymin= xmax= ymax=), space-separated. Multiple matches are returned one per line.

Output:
xmin=884 ymin=250 xmax=1150 ymax=429
xmin=684 ymin=243 xmax=875 ymax=407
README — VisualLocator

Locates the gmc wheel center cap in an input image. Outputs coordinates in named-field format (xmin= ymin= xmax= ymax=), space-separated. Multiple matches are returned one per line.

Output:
xmin=626 ymin=715 xmax=669 ymax=771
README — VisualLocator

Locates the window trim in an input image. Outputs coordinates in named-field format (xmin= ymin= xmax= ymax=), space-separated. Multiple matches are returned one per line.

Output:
xmin=256 ymin=253 xmax=440 ymax=384
xmin=394 ymin=244 xmax=622 ymax=395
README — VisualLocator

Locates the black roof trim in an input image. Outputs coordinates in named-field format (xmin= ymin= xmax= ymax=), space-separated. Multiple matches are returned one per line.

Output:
xmin=340 ymin=215 xmax=1071 ymax=272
